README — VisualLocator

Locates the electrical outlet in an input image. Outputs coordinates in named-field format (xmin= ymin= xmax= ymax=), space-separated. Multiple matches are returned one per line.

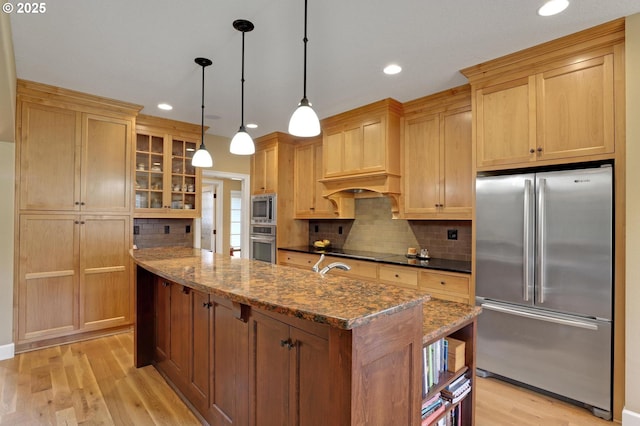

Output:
xmin=339 ymin=226 xmax=343 ymax=235
xmin=447 ymin=229 xmax=458 ymax=240
xmin=314 ymin=225 xmax=319 ymax=233
xmin=186 ymin=225 xmax=191 ymax=234
xmin=133 ymin=225 xmax=139 ymax=235
xmin=164 ymin=225 xmax=170 ymax=234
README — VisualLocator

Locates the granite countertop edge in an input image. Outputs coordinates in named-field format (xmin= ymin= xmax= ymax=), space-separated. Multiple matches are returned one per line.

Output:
xmin=422 ymin=299 xmax=482 ymax=344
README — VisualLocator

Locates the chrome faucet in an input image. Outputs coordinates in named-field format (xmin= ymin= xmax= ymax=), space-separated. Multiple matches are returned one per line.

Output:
xmin=311 ymin=254 xmax=325 ymax=273
xmin=319 ymin=262 xmax=351 ymax=276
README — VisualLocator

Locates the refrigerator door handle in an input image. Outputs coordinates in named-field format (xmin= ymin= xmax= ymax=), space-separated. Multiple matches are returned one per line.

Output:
xmin=523 ymin=179 xmax=533 ymax=302
xmin=480 ymin=303 xmax=599 ymax=330
xmin=537 ymin=178 xmax=547 ymax=304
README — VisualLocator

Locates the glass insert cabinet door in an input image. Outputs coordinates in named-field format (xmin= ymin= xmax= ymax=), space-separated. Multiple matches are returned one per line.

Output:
xmin=135 ymin=133 xmax=198 ymax=211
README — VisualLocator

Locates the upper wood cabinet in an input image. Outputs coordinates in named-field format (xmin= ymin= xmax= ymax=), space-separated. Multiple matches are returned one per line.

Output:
xmin=462 ymin=19 xmax=624 ymax=171
xmin=294 ymin=137 xmax=336 ymax=218
xmin=320 ymin=99 xmax=402 ymax=185
xmin=134 ymin=115 xmax=203 ymax=218
xmin=251 ymin=143 xmax=278 ymax=194
xmin=17 ymin=91 xmax=137 ymax=213
xmin=401 ymin=86 xmax=472 ymax=220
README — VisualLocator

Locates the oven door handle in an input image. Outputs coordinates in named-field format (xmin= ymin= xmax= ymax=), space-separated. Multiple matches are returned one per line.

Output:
xmin=250 ymin=236 xmax=276 ymax=242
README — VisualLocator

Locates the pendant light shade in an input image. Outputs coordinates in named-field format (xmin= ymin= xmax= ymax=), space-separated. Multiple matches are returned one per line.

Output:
xmin=230 ymin=19 xmax=255 ymax=156
xmin=192 ymin=57 xmax=213 ymax=168
xmin=288 ymin=0 xmax=321 ymax=137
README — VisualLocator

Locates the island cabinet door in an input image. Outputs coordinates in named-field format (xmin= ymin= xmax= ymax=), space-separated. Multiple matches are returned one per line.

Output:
xmin=160 ymin=283 xmax=191 ymax=389
xmin=249 ymin=310 xmax=330 ymax=426
xmin=189 ymin=290 xmax=211 ymax=413
xmin=207 ymin=297 xmax=249 ymax=426
xmin=154 ymin=278 xmax=171 ymax=363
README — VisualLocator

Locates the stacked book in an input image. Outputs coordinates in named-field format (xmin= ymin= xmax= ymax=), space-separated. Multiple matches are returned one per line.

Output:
xmin=421 ymin=392 xmax=445 ymax=425
xmin=441 ymin=374 xmax=471 ymax=405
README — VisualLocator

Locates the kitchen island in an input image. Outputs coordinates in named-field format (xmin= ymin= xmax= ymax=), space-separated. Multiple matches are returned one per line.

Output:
xmin=132 ymin=247 xmax=480 ymax=425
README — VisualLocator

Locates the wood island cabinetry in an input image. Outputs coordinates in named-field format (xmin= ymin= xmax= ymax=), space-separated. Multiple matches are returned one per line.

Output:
xmin=134 ymin=115 xmax=203 ymax=218
xmin=401 ymin=86 xmax=472 ymax=220
xmin=14 ymin=80 xmax=140 ymax=351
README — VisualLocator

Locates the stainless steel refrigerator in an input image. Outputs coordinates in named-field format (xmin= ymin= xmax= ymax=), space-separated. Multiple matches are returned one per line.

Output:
xmin=475 ymin=165 xmax=613 ymax=419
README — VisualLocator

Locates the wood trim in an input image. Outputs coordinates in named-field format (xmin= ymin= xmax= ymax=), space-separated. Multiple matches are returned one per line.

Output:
xmin=320 ymin=98 xmax=403 ymax=129
xmin=461 ymin=18 xmax=625 ymax=83
xmin=136 ymin=114 xmax=205 ymax=136
xmin=17 ymin=79 xmax=142 ymax=117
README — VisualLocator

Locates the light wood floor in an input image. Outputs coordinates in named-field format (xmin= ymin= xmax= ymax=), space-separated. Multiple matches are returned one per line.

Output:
xmin=0 ymin=332 xmax=614 ymax=425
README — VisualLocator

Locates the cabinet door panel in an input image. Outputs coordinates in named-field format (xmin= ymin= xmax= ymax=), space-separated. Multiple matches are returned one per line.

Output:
xmin=19 ymin=103 xmax=81 ymax=211
xmin=191 ymin=290 xmax=210 ymax=408
xmin=343 ymin=126 xmax=362 ymax=174
xmin=250 ymin=312 xmax=289 ymax=426
xmin=442 ymin=109 xmax=472 ymax=211
xmin=294 ymin=144 xmax=315 ymax=216
xmin=80 ymin=215 xmax=130 ymax=329
xmin=537 ymin=55 xmax=614 ymax=159
xmin=404 ymin=114 xmax=440 ymax=214
xmin=18 ymin=215 xmax=79 ymax=340
xmin=323 ymin=131 xmax=343 ymax=177
xmin=476 ymin=78 xmax=535 ymax=168
xmin=313 ymin=143 xmax=334 ymax=215
xmin=82 ymin=115 xmax=131 ymax=211
xmin=264 ymin=146 xmax=277 ymax=194
xmin=289 ymin=327 xmax=330 ymax=426
xmin=362 ymin=120 xmax=384 ymax=172
xmin=210 ymin=298 xmax=249 ymax=426
xmin=169 ymin=284 xmax=191 ymax=380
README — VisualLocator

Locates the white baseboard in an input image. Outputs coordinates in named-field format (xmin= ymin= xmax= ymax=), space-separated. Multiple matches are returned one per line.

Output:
xmin=0 ymin=342 xmax=14 ymax=360
xmin=624 ymin=407 xmax=640 ymax=426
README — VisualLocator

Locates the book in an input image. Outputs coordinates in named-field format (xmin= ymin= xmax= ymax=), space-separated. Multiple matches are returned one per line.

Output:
xmin=421 ymin=402 xmax=446 ymax=426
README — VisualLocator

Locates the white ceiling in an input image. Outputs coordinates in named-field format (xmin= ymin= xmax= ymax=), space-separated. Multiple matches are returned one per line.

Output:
xmin=9 ymin=0 xmax=640 ymax=140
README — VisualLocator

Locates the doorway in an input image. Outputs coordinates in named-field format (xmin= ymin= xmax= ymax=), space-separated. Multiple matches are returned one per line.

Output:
xmin=197 ymin=170 xmax=250 ymax=258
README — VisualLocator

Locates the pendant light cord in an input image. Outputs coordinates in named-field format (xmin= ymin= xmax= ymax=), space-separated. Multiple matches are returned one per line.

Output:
xmin=200 ymin=62 xmax=205 ymax=147
xmin=240 ymin=30 xmax=246 ymax=129
xmin=302 ymin=0 xmax=309 ymax=100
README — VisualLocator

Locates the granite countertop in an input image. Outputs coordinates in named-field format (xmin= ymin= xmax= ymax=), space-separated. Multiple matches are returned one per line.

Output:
xmin=131 ymin=247 xmax=430 ymax=330
xmin=279 ymin=246 xmax=471 ymax=274
xmin=422 ymin=299 xmax=482 ymax=344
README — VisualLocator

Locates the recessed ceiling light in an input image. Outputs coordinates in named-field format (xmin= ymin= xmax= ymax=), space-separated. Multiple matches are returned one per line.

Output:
xmin=246 ymin=123 xmax=258 ymax=129
xmin=157 ymin=103 xmax=173 ymax=111
xmin=383 ymin=64 xmax=402 ymax=75
xmin=538 ymin=0 xmax=569 ymax=16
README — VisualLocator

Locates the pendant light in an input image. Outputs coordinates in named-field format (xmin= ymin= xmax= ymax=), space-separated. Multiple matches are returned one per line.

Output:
xmin=192 ymin=57 xmax=214 ymax=168
xmin=229 ymin=19 xmax=256 ymax=155
xmin=288 ymin=0 xmax=321 ymax=137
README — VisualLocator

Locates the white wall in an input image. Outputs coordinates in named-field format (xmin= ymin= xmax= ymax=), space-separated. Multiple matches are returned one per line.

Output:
xmin=624 ymin=12 xmax=640 ymax=426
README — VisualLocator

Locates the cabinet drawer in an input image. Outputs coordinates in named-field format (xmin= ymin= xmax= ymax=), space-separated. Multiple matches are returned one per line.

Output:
xmin=326 ymin=257 xmax=378 ymax=281
xmin=277 ymin=251 xmax=320 ymax=270
xmin=379 ymin=265 xmax=418 ymax=289
xmin=419 ymin=271 xmax=469 ymax=296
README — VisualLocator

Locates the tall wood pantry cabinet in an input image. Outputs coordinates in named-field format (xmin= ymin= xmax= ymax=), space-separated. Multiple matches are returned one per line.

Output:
xmin=14 ymin=80 xmax=141 ymax=351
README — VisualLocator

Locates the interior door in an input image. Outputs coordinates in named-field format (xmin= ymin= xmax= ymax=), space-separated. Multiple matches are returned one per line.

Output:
xmin=201 ymin=185 xmax=216 ymax=251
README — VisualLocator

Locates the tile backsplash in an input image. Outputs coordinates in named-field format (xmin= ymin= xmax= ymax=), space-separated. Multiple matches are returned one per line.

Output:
xmin=309 ymin=196 xmax=471 ymax=261
xmin=133 ymin=218 xmax=194 ymax=249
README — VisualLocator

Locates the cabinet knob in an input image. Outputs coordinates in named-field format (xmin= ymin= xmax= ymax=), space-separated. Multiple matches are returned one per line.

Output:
xmin=537 ymin=147 xmax=543 ymax=152
xmin=75 ymin=201 xmax=80 ymax=205
xmin=203 ymin=301 xmax=213 ymax=309
xmin=80 ymin=202 xmax=85 ymax=206
xmin=395 ymin=274 xmax=400 ymax=278
xmin=440 ymin=281 xmax=446 ymax=285
xmin=529 ymin=148 xmax=535 ymax=154
xmin=162 ymin=281 xmax=170 ymax=287
xmin=280 ymin=338 xmax=295 ymax=350
xmin=74 ymin=220 xmax=79 ymax=224
xmin=80 ymin=221 xmax=85 ymax=225
xmin=181 ymin=286 xmax=191 ymax=295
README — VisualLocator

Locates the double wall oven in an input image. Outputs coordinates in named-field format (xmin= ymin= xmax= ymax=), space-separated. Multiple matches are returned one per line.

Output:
xmin=250 ymin=194 xmax=276 ymax=263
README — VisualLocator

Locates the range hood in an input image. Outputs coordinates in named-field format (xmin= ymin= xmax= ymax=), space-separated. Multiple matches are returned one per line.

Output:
xmin=320 ymin=172 xmax=401 ymax=219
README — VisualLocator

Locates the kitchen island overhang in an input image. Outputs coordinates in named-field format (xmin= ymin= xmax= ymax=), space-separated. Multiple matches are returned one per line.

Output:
xmin=131 ymin=247 xmax=430 ymax=425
